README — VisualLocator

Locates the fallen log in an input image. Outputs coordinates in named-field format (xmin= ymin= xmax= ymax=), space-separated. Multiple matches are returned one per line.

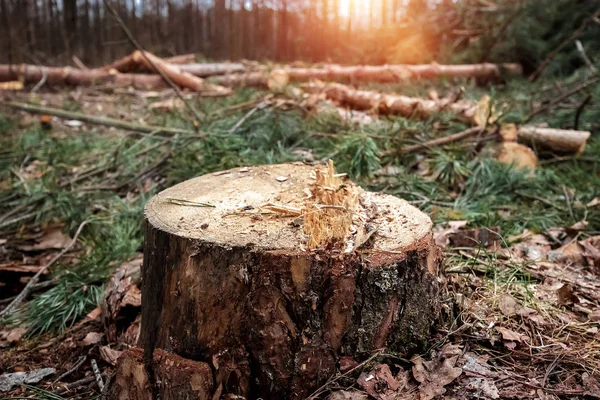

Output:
xmin=178 ymin=62 xmax=246 ymax=77
xmin=279 ymin=62 xmax=522 ymax=83
xmin=129 ymin=50 xmax=230 ymax=94
xmin=303 ymin=82 xmax=477 ymax=121
xmin=0 ymin=64 xmax=169 ymax=90
xmin=138 ymin=162 xmax=443 ymax=399
xmin=210 ymin=70 xmax=289 ymax=89
xmin=517 ymin=126 xmax=591 ymax=154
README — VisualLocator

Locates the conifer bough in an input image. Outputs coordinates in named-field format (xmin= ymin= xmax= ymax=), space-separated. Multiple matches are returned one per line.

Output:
xmin=111 ymin=163 xmax=443 ymax=399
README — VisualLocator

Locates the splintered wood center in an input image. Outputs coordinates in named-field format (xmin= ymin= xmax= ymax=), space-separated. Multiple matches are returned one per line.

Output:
xmin=145 ymin=162 xmax=432 ymax=253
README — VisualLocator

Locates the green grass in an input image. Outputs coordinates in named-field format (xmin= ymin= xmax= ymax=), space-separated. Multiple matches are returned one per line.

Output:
xmin=0 ymin=73 xmax=598 ymax=334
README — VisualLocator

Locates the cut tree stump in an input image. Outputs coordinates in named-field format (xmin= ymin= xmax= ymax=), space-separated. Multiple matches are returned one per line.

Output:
xmin=138 ymin=162 xmax=443 ymax=399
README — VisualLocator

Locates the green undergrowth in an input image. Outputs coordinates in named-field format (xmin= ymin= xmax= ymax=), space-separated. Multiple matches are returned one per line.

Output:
xmin=0 ymin=74 xmax=598 ymax=334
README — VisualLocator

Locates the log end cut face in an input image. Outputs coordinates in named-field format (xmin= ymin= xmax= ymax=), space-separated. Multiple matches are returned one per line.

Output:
xmin=145 ymin=162 xmax=432 ymax=254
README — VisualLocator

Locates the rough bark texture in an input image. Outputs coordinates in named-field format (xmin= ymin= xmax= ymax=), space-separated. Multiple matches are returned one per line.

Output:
xmin=517 ymin=126 xmax=591 ymax=154
xmin=280 ymin=63 xmax=522 ymax=83
xmin=138 ymin=163 xmax=443 ymax=399
xmin=107 ymin=347 xmax=214 ymax=400
xmin=303 ymin=82 xmax=477 ymax=121
xmin=210 ymin=70 xmax=289 ymax=89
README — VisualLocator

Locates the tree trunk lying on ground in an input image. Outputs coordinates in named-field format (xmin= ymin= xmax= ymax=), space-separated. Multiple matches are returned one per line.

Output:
xmin=278 ymin=62 xmax=522 ymax=83
xmin=129 ymin=162 xmax=443 ymax=399
xmin=209 ymin=70 xmax=290 ymax=89
xmin=303 ymin=81 xmax=478 ymax=121
xmin=517 ymin=126 xmax=591 ymax=154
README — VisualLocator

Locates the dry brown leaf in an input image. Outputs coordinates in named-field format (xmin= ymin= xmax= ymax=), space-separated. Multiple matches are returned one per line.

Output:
xmin=498 ymin=294 xmax=518 ymax=317
xmin=448 ymin=226 xmax=502 ymax=249
xmin=587 ymin=198 xmax=600 ymax=208
xmin=411 ymin=343 xmax=463 ymax=400
xmin=357 ymin=364 xmax=400 ymax=400
xmin=18 ymin=228 xmax=72 ymax=252
xmin=495 ymin=326 xmax=526 ymax=342
xmin=567 ymin=220 xmax=589 ymax=232
xmin=327 ymin=391 xmax=368 ymax=400
xmin=6 ymin=327 xmax=27 ymax=345
xmin=82 ymin=332 xmax=103 ymax=346
xmin=459 ymin=352 xmax=496 ymax=378
xmin=557 ymin=283 xmax=580 ymax=306
xmin=466 ymin=378 xmax=500 ymax=399
xmin=99 ymin=346 xmax=123 ymax=366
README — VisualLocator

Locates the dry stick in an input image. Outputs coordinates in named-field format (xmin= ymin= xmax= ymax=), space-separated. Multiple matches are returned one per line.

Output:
xmin=574 ymin=94 xmax=592 ymax=130
xmin=102 ymin=0 xmax=204 ymax=122
xmin=91 ymin=359 xmax=104 ymax=392
xmin=306 ymin=349 xmax=383 ymax=399
xmin=5 ymin=102 xmax=198 ymax=136
xmin=382 ymin=127 xmax=484 ymax=156
xmin=72 ymin=55 xmax=88 ymax=70
xmin=53 ymin=356 xmax=88 ymax=383
xmin=0 ymin=221 xmax=88 ymax=318
xmin=526 ymin=76 xmax=599 ymax=122
xmin=529 ymin=8 xmax=600 ymax=81
xmin=575 ymin=40 xmax=598 ymax=74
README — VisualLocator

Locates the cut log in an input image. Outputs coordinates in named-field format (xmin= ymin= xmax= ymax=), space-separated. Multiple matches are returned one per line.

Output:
xmin=303 ymin=82 xmax=477 ymax=121
xmin=517 ymin=126 xmax=591 ymax=154
xmin=210 ymin=70 xmax=290 ymax=89
xmin=130 ymin=51 xmax=231 ymax=95
xmin=107 ymin=347 xmax=214 ymax=400
xmin=0 ymin=64 xmax=169 ymax=90
xmin=279 ymin=63 xmax=522 ymax=83
xmin=178 ymin=62 xmax=246 ymax=77
xmin=139 ymin=162 xmax=443 ymax=399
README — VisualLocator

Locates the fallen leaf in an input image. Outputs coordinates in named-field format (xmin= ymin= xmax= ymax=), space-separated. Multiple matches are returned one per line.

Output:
xmin=0 ymin=368 xmax=55 ymax=392
xmin=7 ymin=327 xmax=27 ymax=345
xmin=557 ymin=283 xmax=579 ymax=306
xmin=82 ymin=332 xmax=103 ymax=346
xmin=587 ymin=198 xmax=600 ymax=208
xmin=466 ymin=378 xmax=500 ymax=399
xmin=496 ymin=326 xmax=526 ymax=342
xmin=567 ymin=220 xmax=589 ymax=233
xmin=18 ymin=228 xmax=72 ymax=252
xmin=498 ymin=294 xmax=518 ymax=317
xmin=459 ymin=352 xmax=496 ymax=378
xmin=411 ymin=343 xmax=463 ymax=400
xmin=357 ymin=364 xmax=400 ymax=400
xmin=99 ymin=346 xmax=123 ymax=366
xmin=448 ymin=226 xmax=502 ymax=249
xmin=327 ymin=391 xmax=368 ymax=400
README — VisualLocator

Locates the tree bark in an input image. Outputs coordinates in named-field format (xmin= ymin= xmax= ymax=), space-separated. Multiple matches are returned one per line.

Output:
xmin=138 ymin=163 xmax=443 ymax=399
xmin=108 ymin=347 xmax=214 ymax=400
xmin=279 ymin=63 xmax=522 ymax=83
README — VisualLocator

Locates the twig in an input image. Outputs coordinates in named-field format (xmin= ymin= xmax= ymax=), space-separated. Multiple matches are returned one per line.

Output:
xmin=103 ymin=0 xmax=204 ymax=122
xmin=574 ymin=94 xmax=592 ymax=130
xmin=227 ymin=101 xmax=267 ymax=134
xmin=91 ymin=359 xmax=104 ymax=392
xmin=575 ymin=40 xmax=598 ymax=74
xmin=0 ymin=220 xmax=88 ymax=318
xmin=529 ymin=8 xmax=600 ymax=81
xmin=5 ymin=102 xmax=199 ymax=136
xmin=30 ymin=66 xmax=47 ymax=93
xmin=72 ymin=55 xmax=88 ymax=70
xmin=306 ymin=350 xmax=383 ymax=399
xmin=53 ymin=356 xmax=88 ymax=383
xmin=526 ymin=76 xmax=599 ymax=122
xmin=0 ymin=280 xmax=56 ymax=305
xmin=56 ymin=376 xmax=96 ymax=394
xmin=165 ymin=198 xmax=215 ymax=208
xmin=383 ymin=127 xmax=485 ymax=156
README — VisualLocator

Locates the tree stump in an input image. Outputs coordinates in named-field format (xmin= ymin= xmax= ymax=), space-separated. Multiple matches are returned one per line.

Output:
xmin=139 ymin=162 xmax=443 ymax=399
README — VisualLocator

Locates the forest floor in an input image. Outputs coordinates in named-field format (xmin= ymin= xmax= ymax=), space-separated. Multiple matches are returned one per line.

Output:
xmin=0 ymin=75 xmax=599 ymax=399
